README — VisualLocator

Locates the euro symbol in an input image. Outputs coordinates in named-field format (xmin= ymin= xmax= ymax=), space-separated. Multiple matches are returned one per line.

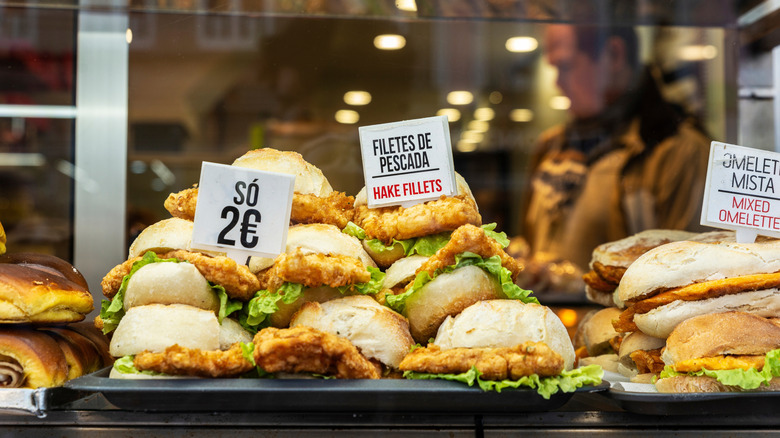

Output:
xmin=240 ymin=209 xmax=261 ymax=248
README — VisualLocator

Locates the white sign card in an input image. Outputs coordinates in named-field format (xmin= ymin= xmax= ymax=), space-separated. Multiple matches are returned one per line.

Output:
xmin=701 ymin=141 xmax=780 ymax=243
xmin=191 ymin=162 xmax=295 ymax=262
xmin=358 ymin=115 xmax=457 ymax=208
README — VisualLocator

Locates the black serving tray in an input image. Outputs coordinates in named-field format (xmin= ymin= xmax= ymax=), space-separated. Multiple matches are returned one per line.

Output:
xmin=607 ymin=387 xmax=780 ymax=416
xmin=65 ymin=368 xmax=607 ymax=413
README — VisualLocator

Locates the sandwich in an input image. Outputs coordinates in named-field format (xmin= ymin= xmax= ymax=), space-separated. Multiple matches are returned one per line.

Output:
xmin=583 ymin=230 xmax=735 ymax=307
xmin=289 ymin=295 xmax=415 ymax=375
xmin=164 ymin=148 xmax=354 ymax=229
xmin=344 ymin=173 xmax=481 ymax=268
xmin=613 ymin=237 xmax=780 ymax=338
xmin=238 ymin=223 xmax=384 ymax=331
xmin=398 ymin=300 xmax=602 ymax=398
xmin=380 ymin=224 xmax=536 ymax=343
xmin=98 ymin=218 xmax=256 ymax=379
xmin=130 ymin=296 xmax=413 ymax=380
xmin=616 ymin=331 xmax=666 ymax=381
xmin=656 ymin=311 xmax=780 ymax=393
xmin=574 ymin=307 xmax=623 ymax=372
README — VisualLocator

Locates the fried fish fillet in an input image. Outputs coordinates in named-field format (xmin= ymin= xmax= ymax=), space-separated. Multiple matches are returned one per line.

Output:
xmin=262 ymin=249 xmax=371 ymax=293
xmin=252 ymin=326 xmax=380 ymax=379
xmin=398 ymin=342 xmax=564 ymax=380
xmin=101 ymin=249 xmax=260 ymax=301
xmin=133 ymin=342 xmax=254 ymax=378
xmin=629 ymin=348 xmax=665 ymax=374
xmin=164 ymin=188 xmax=354 ymax=229
xmin=409 ymin=224 xmax=522 ymax=285
xmin=352 ymin=195 xmax=481 ymax=244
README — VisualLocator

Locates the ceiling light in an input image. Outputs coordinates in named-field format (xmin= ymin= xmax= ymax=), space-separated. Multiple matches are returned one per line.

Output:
xmin=344 ymin=91 xmax=372 ymax=106
xmin=677 ymin=44 xmax=718 ymax=61
xmin=461 ymin=130 xmax=483 ymax=143
xmin=456 ymin=140 xmax=478 ymax=153
xmin=374 ymin=34 xmax=406 ymax=50
xmin=506 ymin=36 xmax=538 ymax=53
xmin=447 ymin=91 xmax=473 ymax=105
xmin=437 ymin=108 xmax=461 ymax=122
xmin=395 ymin=0 xmax=417 ymax=11
xmin=335 ymin=109 xmax=359 ymax=124
xmin=467 ymin=120 xmax=489 ymax=132
xmin=510 ymin=108 xmax=534 ymax=122
xmin=549 ymin=96 xmax=571 ymax=110
xmin=473 ymin=107 xmax=495 ymax=121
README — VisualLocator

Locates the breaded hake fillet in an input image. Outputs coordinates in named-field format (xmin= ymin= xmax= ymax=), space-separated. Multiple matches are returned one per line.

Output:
xmin=252 ymin=326 xmax=380 ymax=379
xmin=134 ymin=343 xmax=254 ymax=378
xmin=101 ymin=249 xmax=260 ymax=301
xmin=410 ymin=224 xmax=522 ymax=284
xmin=352 ymin=195 xmax=481 ymax=244
xmin=262 ymin=249 xmax=370 ymax=292
xmin=398 ymin=342 xmax=564 ymax=380
xmin=164 ymin=188 xmax=354 ymax=229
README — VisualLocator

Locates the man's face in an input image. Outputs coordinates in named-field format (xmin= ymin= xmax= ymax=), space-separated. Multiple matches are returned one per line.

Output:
xmin=544 ymin=24 xmax=607 ymax=120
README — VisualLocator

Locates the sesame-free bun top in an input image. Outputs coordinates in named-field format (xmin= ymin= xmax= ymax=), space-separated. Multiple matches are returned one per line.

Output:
xmin=580 ymin=307 xmax=623 ymax=356
xmin=353 ymin=172 xmax=475 ymax=208
xmin=290 ymin=295 xmax=414 ymax=368
xmin=617 ymin=239 xmax=780 ymax=303
xmin=661 ymin=311 xmax=780 ymax=366
xmin=128 ymin=217 xmax=224 ymax=259
xmin=231 ymin=148 xmax=333 ymax=197
xmin=123 ymin=261 xmax=218 ymax=312
xmin=249 ymin=223 xmax=376 ymax=272
xmin=434 ymin=300 xmax=575 ymax=370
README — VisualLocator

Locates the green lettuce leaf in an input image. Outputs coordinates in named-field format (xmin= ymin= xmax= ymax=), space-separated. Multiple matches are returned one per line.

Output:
xmin=239 ymin=283 xmax=305 ymax=333
xmin=385 ymin=251 xmax=538 ymax=314
xmin=404 ymin=364 xmax=603 ymax=399
xmin=240 ymin=342 xmax=256 ymax=367
xmin=481 ymin=223 xmax=510 ymax=248
xmin=342 ymin=221 xmax=367 ymax=240
xmin=337 ymin=266 xmax=385 ymax=295
xmin=659 ymin=349 xmax=780 ymax=390
xmin=216 ymin=285 xmax=244 ymax=323
xmin=113 ymin=355 xmax=167 ymax=377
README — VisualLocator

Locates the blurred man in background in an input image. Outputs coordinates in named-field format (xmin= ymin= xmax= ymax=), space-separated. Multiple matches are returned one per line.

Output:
xmin=522 ymin=23 xmax=710 ymax=273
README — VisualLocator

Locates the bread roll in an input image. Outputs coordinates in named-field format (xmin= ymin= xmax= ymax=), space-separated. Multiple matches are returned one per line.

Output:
xmin=656 ymin=374 xmax=780 ymax=393
xmin=662 ymin=311 xmax=780 ymax=366
xmin=219 ymin=317 xmax=252 ymax=350
xmin=0 ymin=263 xmax=93 ymax=324
xmin=382 ymin=255 xmax=428 ymax=290
xmin=434 ymin=300 xmax=575 ymax=370
xmin=128 ymin=217 xmax=224 ymax=259
xmin=123 ymin=261 xmax=218 ymax=312
xmin=579 ymin=354 xmax=619 ymax=373
xmin=618 ymin=239 xmax=780 ymax=303
xmin=232 ymin=148 xmax=333 ymax=197
xmin=290 ymin=295 xmax=414 ymax=368
xmin=0 ymin=327 xmax=68 ymax=388
xmin=109 ymin=304 xmax=220 ymax=357
xmin=617 ymin=331 xmax=665 ymax=377
xmin=405 ymin=265 xmax=504 ymax=343
xmin=38 ymin=327 xmax=102 ymax=380
xmin=580 ymin=307 xmax=622 ymax=356
xmin=634 ymin=289 xmax=780 ymax=338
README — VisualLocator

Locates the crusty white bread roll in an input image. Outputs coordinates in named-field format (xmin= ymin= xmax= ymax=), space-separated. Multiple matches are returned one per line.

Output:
xmin=250 ymin=223 xmax=376 ymax=273
xmin=617 ymin=331 xmax=665 ymax=377
xmin=656 ymin=312 xmax=780 ymax=393
xmin=0 ymin=263 xmax=93 ymax=324
xmin=633 ymin=289 xmax=780 ymax=338
xmin=434 ymin=300 xmax=575 ymax=370
xmin=0 ymin=327 xmax=69 ymax=388
xmin=219 ymin=317 xmax=253 ymax=350
xmin=579 ymin=354 xmax=619 ymax=373
xmin=662 ymin=311 xmax=780 ymax=366
xmin=404 ymin=265 xmax=504 ymax=343
xmin=109 ymin=304 xmax=220 ymax=357
xmin=618 ymin=239 xmax=780 ymax=303
xmin=580 ymin=307 xmax=623 ymax=356
xmin=268 ymin=286 xmax=345 ymax=328
xmin=108 ymin=367 xmax=194 ymax=379
xmin=232 ymin=148 xmax=333 ymax=197
xmin=123 ymin=261 xmax=218 ymax=312
xmin=382 ymin=255 xmax=428 ymax=290
xmin=290 ymin=295 xmax=414 ymax=369
xmin=128 ymin=217 xmax=199 ymax=259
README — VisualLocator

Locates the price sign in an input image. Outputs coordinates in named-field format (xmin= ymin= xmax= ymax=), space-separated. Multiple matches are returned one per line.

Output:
xmin=358 ymin=115 xmax=457 ymax=208
xmin=191 ymin=162 xmax=294 ymax=262
xmin=701 ymin=141 xmax=780 ymax=243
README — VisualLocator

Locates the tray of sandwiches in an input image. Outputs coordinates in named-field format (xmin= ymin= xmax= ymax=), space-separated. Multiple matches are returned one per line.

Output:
xmin=576 ymin=229 xmax=780 ymax=415
xmin=0 ymin=148 xmax=599 ymax=414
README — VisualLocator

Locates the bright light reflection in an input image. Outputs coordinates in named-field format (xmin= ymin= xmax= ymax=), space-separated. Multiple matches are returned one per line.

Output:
xmin=550 ymin=96 xmax=571 ymax=110
xmin=678 ymin=45 xmax=718 ymax=61
xmin=335 ymin=109 xmax=360 ymax=124
xmin=474 ymin=107 xmax=495 ymax=121
xmin=344 ymin=91 xmax=372 ymax=106
xmin=395 ymin=0 xmax=417 ymax=11
xmin=447 ymin=91 xmax=473 ymax=105
xmin=468 ymin=120 xmax=489 ymax=132
xmin=510 ymin=108 xmax=534 ymax=122
xmin=437 ymin=108 xmax=461 ymax=122
xmin=456 ymin=140 xmax=478 ymax=153
xmin=374 ymin=34 xmax=406 ymax=50
xmin=506 ymin=36 xmax=538 ymax=53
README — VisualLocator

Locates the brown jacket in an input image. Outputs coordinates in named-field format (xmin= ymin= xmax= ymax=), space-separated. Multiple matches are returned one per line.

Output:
xmin=524 ymin=117 xmax=710 ymax=270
